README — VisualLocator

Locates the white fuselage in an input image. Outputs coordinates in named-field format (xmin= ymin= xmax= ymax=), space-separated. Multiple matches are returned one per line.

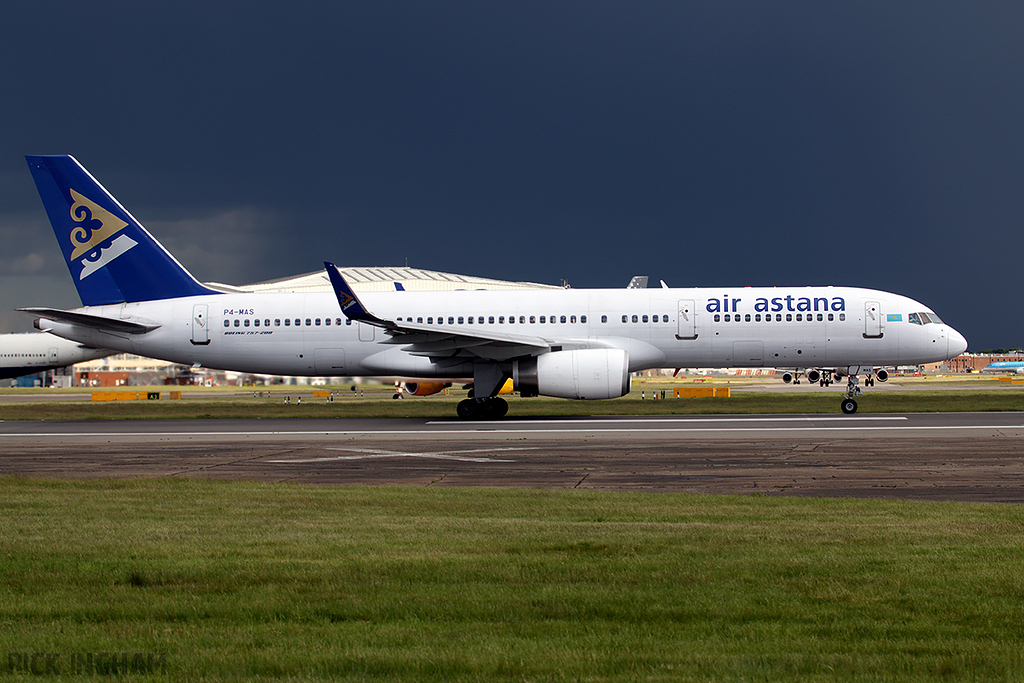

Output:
xmin=0 ymin=333 xmax=111 ymax=379
xmin=34 ymin=286 xmax=966 ymax=380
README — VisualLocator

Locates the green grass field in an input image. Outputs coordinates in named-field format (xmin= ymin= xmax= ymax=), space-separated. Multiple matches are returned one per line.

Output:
xmin=0 ymin=381 xmax=1021 ymax=420
xmin=3 ymin=478 xmax=1024 ymax=681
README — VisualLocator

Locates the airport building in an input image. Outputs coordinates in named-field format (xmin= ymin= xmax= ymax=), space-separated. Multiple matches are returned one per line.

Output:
xmin=929 ymin=352 xmax=1024 ymax=373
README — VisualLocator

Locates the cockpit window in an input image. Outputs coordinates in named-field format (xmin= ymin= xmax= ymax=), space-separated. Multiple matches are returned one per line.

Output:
xmin=908 ymin=311 xmax=943 ymax=325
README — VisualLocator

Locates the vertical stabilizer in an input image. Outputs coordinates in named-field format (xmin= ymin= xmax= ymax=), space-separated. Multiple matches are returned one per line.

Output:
xmin=26 ymin=155 xmax=216 ymax=305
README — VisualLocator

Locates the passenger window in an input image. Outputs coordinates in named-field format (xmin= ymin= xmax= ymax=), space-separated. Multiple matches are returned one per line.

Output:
xmin=336 ymin=319 xmax=343 ymax=325
xmin=776 ymin=314 xmax=782 ymax=322
xmin=601 ymin=315 xmax=607 ymax=323
xmin=223 ymin=319 xmax=230 ymax=327
xmin=427 ymin=317 xmax=433 ymax=324
xmin=724 ymin=314 xmax=730 ymax=322
xmin=346 ymin=319 xmax=352 ymax=326
xmin=622 ymin=315 xmax=627 ymax=323
xmin=745 ymin=314 xmax=751 ymax=322
xmin=468 ymin=316 xmax=474 ymax=324
xmin=315 ymin=318 xmax=321 ymax=326
xmin=817 ymin=313 xmax=823 ymax=321
xmin=755 ymin=314 xmax=761 ymax=322
xmin=305 ymin=319 xmax=311 ymax=326
xmin=839 ymin=313 xmax=846 ymax=321
xmin=642 ymin=315 xmax=648 ymax=323
xmin=550 ymin=316 xmax=556 ymax=323
xmin=663 ymin=315 xmax=669 ymax=323
xmin=254 ymin=319 xmax=260 ymax=327
xmin=244 ymin=319 xmax=251 ymax=327
xmin=714 ymin=314 xmax=721 ymax=322
xmin=786 ymin=314 xmax=793 ymax=322
xmin=529 ymin=316 xmax=536 ymax=324
xmin=488 ymin=316 xmax=494 ymax=324
xmin=540 ymin=316 xmax=546 ymax=323
xmin=828 ymin=313 xmax=834 ymax=322
xmin=234 ymin=319 xmax=240 ymax=327
xmin=458 ymin=317 xmax=464 ymax=324
xmin=448 ymin=317 xmax=455 ymax=324
xmin=417 ymin=317 xmax=423 ymax=323
xmin=284 ymin=319 xmax=291 ymax=326
xmin=632 ymin=315 xmax=639 ymax=323
xmin=275 ymin=319 xmax=281 ymax=326
xmin=796 ymin=314 xmax=802 ymax=322
xmin=560 ymin=315 xmax=566 ymax=323
xmin=498 ymin=316 xmax=504 ymax=324
xmin=581 ymin=315 xmax=587 ymax=323
xmin=479 ymin=317 xmax=485 ymax=324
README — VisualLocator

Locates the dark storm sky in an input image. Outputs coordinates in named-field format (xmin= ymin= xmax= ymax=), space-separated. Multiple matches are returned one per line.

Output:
xmin=0 ymin=2 xmax=1020 ymax=349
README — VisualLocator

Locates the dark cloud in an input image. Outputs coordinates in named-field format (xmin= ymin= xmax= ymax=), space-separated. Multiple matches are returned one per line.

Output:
xmin=0 ymin=1 xmax=1020 ymax=348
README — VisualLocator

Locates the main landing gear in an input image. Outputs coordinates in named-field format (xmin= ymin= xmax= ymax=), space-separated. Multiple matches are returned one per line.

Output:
xmin=457 ymin=397 xmax=508 ymax=419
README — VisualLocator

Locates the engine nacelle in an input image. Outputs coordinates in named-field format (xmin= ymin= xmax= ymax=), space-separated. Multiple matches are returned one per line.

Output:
xmin=403 ymin=381 xmax=451 ymax=396
xmin=874 ymin=368 xmax=889 ymax=383
xmin=781 ymin=372 xmax=794 ymax=384
xmin=514 ymin=349 xmax=631 ymax=400
xmin=806 ymin=369 xmax=821 ymax=383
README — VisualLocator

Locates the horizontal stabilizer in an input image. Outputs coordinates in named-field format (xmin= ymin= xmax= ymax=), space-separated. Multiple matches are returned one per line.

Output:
xmin=18 ymin=307 xmax=160 ymax=334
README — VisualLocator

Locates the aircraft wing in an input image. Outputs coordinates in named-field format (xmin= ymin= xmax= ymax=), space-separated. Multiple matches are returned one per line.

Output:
xmin=325 ymin=262 xmax=551 ymax=362
xmin=18 ymin=307 xmax=161 ymax=334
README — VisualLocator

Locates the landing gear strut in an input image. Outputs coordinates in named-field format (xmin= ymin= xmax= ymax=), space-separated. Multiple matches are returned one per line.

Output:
xmin=841 ymin=374 xmax=863 ymax=414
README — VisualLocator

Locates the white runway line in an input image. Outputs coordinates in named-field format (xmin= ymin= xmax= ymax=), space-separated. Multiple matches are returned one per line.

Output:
xmin=429 ymin=416 xmax=910 ymax=425
xmin=2 ymin=424 xmax=1023 ymax=438
xmin=268 ymin=446 xmax=534 ymax=463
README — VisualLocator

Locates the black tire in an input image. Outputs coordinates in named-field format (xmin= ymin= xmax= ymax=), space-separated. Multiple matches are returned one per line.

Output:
xmin=485 ymin=397 xmax=509 ymax=419
xmin=841 ymin=398 xmax=858 ymax=414
xmin=456 ymin=399 xmax=477 ymax=419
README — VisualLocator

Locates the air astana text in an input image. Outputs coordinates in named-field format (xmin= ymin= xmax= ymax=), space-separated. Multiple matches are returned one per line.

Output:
xmin=706 ymin=295 xmax=846 ymax=314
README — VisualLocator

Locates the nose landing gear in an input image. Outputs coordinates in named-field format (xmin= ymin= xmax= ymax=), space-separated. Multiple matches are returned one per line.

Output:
xmin=841 ymin=374 xmax=863 ymax=414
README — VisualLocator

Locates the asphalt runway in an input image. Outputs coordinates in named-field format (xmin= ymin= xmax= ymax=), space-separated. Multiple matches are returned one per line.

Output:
xmin=2 ymin=413 xmax=1023 ymax=502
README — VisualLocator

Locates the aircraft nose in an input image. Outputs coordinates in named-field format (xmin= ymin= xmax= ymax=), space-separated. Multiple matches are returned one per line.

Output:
xmin=948 ymin=327 xmax=968 ymax=358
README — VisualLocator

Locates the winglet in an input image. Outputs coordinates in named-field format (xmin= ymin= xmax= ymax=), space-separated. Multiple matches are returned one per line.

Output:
xmin=324 ymin=262 xmax=387 ymax=326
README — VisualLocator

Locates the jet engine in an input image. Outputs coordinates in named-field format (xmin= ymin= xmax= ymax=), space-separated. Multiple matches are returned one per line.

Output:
xmin=806 ymin=369 xmax=821 ymax=383
xmin=403 ymin=381 xmax=451 ymax=396
xmin=514 ymin=349 xmax=631 ymax=400
xmin=874 ymin=368 xmax=889 ymax=383
xmin=781 ymin=372 xmax=794 ymax=384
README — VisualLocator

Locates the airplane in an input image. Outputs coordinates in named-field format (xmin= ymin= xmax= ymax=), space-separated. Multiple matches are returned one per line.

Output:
xmin=20 ymin=155 xmax=968 ymax=417
xmin=0 ymin=332 xmax=111 ymax=381
xmin=981 ymin=361 xmax=1024 ymax=374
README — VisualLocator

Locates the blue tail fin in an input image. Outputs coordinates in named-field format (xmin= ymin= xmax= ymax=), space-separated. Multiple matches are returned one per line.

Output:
xmin=26 ymin=155 xmax=216 ymax=306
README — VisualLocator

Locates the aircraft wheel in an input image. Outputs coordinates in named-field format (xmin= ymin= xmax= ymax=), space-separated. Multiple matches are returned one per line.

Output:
xmin=392 ymin=393 xmax=401 ymax=399
xmin=840 ymin=398 xmax=858 ymax=414
xmin=485 ymin=397 xmax=509 ymax=419
xmin=819 ymin=379 xmax=825 ymax=387
xmin=456 ymin=399 xmax=478 ymax=419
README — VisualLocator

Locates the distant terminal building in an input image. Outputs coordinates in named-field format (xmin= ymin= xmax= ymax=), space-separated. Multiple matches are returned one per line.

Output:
xmin=207 ymin=266 xmax=564 ymax=295
xmin=927 ymin=353 xmax=1024 ymax=373
xmin=70 ymin=267 xmax=561 ymax=386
